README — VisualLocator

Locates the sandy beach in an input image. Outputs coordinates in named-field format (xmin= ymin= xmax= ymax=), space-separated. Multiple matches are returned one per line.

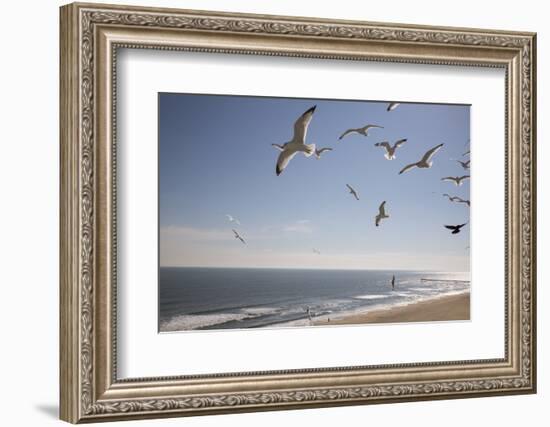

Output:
xmin=314 ymin=292 xmax=470 ymax=326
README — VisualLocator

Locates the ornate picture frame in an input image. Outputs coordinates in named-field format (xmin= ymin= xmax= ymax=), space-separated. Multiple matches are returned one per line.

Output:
xmin=60 ymin=2 xmax=536 ymax=423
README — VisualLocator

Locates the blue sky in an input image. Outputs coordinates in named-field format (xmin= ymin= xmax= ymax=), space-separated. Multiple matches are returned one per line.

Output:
xmin=159 ymin=93 xmax=470 ymax=271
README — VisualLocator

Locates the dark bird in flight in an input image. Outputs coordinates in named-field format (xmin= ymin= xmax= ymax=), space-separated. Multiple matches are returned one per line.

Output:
xmin=444 ymin=223 xmax=468 ymax=234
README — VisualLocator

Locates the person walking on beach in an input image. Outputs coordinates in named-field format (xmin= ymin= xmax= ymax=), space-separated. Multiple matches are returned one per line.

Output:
xmin=391 ymin=275 xmax=395 ymax=291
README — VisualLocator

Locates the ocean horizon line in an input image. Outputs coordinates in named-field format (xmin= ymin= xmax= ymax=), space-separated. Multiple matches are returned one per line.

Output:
xmin=160 ymin=265 xmax=470 ymax=274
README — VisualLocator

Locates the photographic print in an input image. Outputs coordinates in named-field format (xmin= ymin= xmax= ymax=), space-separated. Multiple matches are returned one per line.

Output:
xmin=159 ymin=93 xmax=471 ymax=332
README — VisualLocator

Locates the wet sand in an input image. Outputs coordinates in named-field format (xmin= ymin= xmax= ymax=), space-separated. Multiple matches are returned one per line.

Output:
xmin=314 ymin=292 xmax=470 ymax=325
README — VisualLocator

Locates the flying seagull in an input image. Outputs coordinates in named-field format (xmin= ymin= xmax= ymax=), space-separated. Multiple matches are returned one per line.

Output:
xmin=314 ymin=147 xmax=333 ymax=159
xmin=374 ymin=138 xmax=407 ymax=160
xmin=441 ymin=175 xmax=470 ymax=186
xmin=275 ymin=106 xmax=317 ymax=176
xmin=338 ymin=124 xmax=383 ymax=141
xmin=375 ymin=201 xmax=389 ymax=227
xmin=271 ymin=143 xmax=285 ymax=151
xmin=346 ymin=184 xmax=360 ymax=201
xmin=398 ymin=143 xmax=444 ymax=174
xmin=232 ymin=229 xmax=246 ymax=244
xmin=444 ymin=223 xmax=468 ymax=234
xmin=443 ymin=194 xmax=470 ymax=206
xmin=226 ymin=214 xmax=240 ymax=225
xmin=456 ymin=159 xmax=471 ymax=170
xmin=387 ymin=102 xmax=400 ymax=111
xmin=312 ymin=248 xmax=321 ymax=255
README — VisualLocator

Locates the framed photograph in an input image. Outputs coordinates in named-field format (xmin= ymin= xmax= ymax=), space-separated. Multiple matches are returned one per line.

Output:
xmin=60 ymin=2 xmax=537 ymax=423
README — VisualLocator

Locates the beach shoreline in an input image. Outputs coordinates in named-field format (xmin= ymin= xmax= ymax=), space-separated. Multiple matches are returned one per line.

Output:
xmin=313 ymin=291 xmax=470 ymax=326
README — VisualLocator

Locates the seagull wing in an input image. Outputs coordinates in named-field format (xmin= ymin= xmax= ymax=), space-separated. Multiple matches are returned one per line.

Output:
xmin=378 ymin=201 xmax=387 ymax=217
xmin=399 ymin=162 xmax=418 ymax=174
xmin=339 ymin=128 xmax=357 ymax=140
xmin=441 ymin=176 xmax=457 ymax=183
xmin=459 ymin=175 xmax=471 ymax=182
xmin=362 ymin=124 xmax=383 ymax=131
xmin=420 ymin=143 xmax=444 ymax=163
xmin=387 ymin=102 xmax=400 ymax=111
xmin=317 ymin=147 xmax=333 ymax=155
xmin=271 ymin=143 xmax=285 ymax=151
xmin=444 ymin=225 xmax=457 ymax=230
xmin=292 ymin=105 xmax=316 ymax=143
xmin=276 ymin=149 xmax=298 ymax=176
xmin=393 ymin=138 xmax=407 ymax=148
xmin=375 ymin=141 xmax=392 ymax=153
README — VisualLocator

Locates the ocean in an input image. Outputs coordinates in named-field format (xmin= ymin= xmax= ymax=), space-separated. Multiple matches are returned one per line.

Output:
xmin=159 ymin=267 xmax=470 ymax=332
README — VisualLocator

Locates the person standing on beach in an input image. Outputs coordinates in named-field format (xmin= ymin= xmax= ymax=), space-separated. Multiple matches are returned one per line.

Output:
xmin=391 ymin=275 xmax=395 ymax=291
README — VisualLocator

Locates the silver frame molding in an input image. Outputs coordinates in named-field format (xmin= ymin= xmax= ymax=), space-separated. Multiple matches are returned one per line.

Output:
xmin=60 ymin=2 xmax=536 ymax=423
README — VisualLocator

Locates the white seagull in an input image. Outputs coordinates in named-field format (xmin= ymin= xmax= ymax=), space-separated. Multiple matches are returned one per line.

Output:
xmin=375 ymin=201 xmax=389 ymax=227
xmin=374 ymin=138 xmax=407 ymax=160
xmin=443 ymin=194 xmax=470 ymax=207
xmin=387 ymin=102 xmax=400 ymax=111
xmin=338 ymin=124 xmax=383 ymax=141
xmin=226 ymin=214 xmax=241 ymax=225
xmin=275 ymin=106 xmax=317 ymax=176
xmin=456 ymin=159 xmax=470 ymax=170
xmin=346 ymin=184 xmax=360 ymax=201
xmin=314 ymin=147 xmax=333 ymax=159
xmin=441 ymin=175 xmax=470 ymax=186
xmin=398 ymin=143 xmax=444 ymax=174
xmin=232 ymin=229 xmax=246 ymax=244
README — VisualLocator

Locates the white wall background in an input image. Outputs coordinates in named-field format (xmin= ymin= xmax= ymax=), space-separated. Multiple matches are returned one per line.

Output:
xmin=0 ymin=1 xmax=545 ymax=426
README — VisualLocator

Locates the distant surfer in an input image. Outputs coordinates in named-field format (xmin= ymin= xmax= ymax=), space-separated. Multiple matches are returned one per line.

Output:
xmin=391 ymin=274 xmax=395 ymax=291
